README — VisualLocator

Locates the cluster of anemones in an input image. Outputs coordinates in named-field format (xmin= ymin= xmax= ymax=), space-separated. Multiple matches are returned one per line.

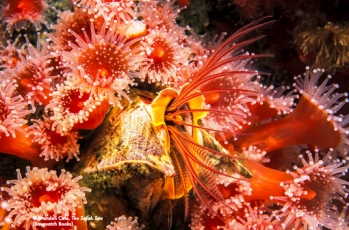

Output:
xmin=190 ymin=150 xmax=349 ymax=229
xmin=0 ymin=0 xmax=201 ymax=165
xmin=0 ymin=0 xmax=348 ymax=229
xmin=185 ymin=67 xmax=349 ymax=229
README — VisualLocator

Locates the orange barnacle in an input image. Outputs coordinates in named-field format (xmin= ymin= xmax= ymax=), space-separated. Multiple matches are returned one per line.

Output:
xmin=147 ymin=18 xmax=274 ymax=218
xmin=1 ymin=167 xmax=91 ymax=230
xmin=233 ymin=68 xmax=349 ymax=155
xmin=0 ymin=0 xmax=48 ymax=34
xmin=150 ymin=85 xmax=236 ymax=216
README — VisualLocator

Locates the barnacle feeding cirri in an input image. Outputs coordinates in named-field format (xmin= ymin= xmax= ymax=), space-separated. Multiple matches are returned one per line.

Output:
xmin=0 ymin=0 xmax=349 ymax=230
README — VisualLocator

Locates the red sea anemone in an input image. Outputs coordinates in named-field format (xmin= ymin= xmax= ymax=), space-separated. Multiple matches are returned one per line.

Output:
xmin=47 ymin=82 xmax=110 ymax=133
xmin=0 ymin=79 xmax=30 ymax=138
xmin=276 ymin=151 xmax=349 ymax=229
xmin=139 ymin=27 xmax=191 ymax=85
xmin=48 ymin=8 xmax=104 ymax=52
xmin=233 ymin=68 xmax=349 ymax=155
xmin=74 ymin=0 xmax=136 ymax=25
xmin=231 ymin=206 xmax=284 ymax=230
xmin=1 ymin=167 xmax=91 ymax=230
xmin=0 ymin=200 xmax=11 ymax=230
xmin=0 ymin=79 xmax=51 ymax=166
xmin=0 ymin=79 xmax=47 ymax=165
xmin=60 ymin=23 xmax=144 ymax=107
xmin=2 ymin=35 xmax=55 ymax=107
xmin=0 ymin=0 xmax=48 ymax=34
xmin=0 ymin=37 xmax=26 ymax=69
xmin=137 ymin=0 xmax=180 ymax=31
xmin=28 ymin=117 xmax=81 ymax=162
xmin=106 ymin=215 xmax=144 ymax=230
xmin=191 ymin=150 xmax=349 ymax=229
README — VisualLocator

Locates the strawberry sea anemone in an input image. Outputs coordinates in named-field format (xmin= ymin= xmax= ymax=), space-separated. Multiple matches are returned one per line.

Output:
xmin=0 ymin=0 xmax=48 ymax=34
xmin=28 ymin=117 xmax=81 ymax=162
xmin=106 ymin=215 xmax=144 ymax=230
xmin=47 ymin=82 xmax=110 ymax=133
xmin=1 ymin=167 xmax=91 ymax=230
xmin=60 ymin=23 xmax=145 ymax=107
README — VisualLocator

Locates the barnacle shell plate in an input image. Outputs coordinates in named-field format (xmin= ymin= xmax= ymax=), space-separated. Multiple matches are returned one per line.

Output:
xmin=76 ymin=92 xmax=175 ymax=228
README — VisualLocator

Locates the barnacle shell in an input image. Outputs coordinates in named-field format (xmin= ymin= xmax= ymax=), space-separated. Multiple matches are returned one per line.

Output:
xmin=82 ymin=96 xmax=175 ymax=177
xmin=76 ymin=90 xmax=175 ymax=228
